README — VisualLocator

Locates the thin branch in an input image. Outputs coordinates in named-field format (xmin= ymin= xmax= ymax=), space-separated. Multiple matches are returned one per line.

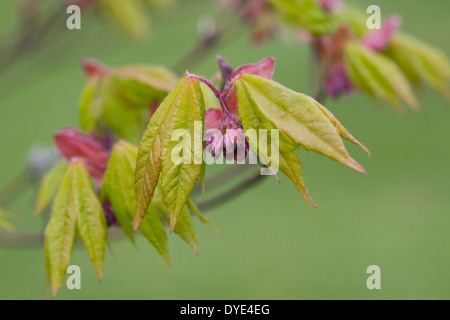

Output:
xmin=192 ymin=163 xmax=252 ymax=196
xmin=198 ymin=171 xmax=266 ymax=211
xmin=0 ymin=227 xmax=126 ymax=248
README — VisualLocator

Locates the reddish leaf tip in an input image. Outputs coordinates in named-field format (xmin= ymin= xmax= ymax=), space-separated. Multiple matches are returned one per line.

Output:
xmin=348 ymin=158 xmax=367 ymax=174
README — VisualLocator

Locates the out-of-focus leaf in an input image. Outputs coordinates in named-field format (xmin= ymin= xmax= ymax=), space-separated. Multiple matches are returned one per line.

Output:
xmin=344 ymin=42 xmax=418 ymax=112
xmin=101 ymin=89 xmax=147 ymax=144
xmin=35 ymin=161 xmax=68 ymax=215
xmin=79 ymin=63 xmax=177 ymax=143
xmin=361 ymin=16 xmax=401 ymax=52
xmin=144 ymin=0 xmax=176 ymax=8
xmin=0 ymin=208 xmax=14 ymax=231
xmin=268 ymin=0 xmax=335 ymax=35
xmin=385 ymin=33 xmax=450 ymax=99
xmin=187 ymin=199 xmax=221 ymax=236
xmin=233 ymin=74 xmax=367 ymax=205
xmin=97 ymin=0 xmax=150 ymax=39
xmin=139 ymin=204 xmax=171 ymax=265
xmin=79 ymin=76 xmax=105 ymax=132
xmin=335 ymin=6 xmax=368 ymax=37
xmin=101 ymin=141 xmax=137 ymax=243
xmin=134 ymin=75 xmax=205 ymax=232
xmin=110 ymin=65 xmax=177 ymax=108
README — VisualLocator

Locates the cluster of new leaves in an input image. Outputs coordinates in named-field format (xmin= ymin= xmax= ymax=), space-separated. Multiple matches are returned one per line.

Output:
xmin=79 ymin=59 xmax=178 ymax=143
xmin=37 ymin=56 xmax=368 ymax=297
xmin=219 ymin=0 xmax=450 ymax=110
xmin=133 ymin=56 xmax=369 ymax=227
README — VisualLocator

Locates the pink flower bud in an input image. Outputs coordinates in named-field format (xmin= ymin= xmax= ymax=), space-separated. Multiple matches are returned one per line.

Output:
xmin=362 ymin=16 xmax=402 ymax=52
xmin=223 ymin=128 xmax=249 ymax=162
xmin=204 ymin=129 xmax=224 ymax=160
xmin=54 ymin=128 xmax=110 ymax=180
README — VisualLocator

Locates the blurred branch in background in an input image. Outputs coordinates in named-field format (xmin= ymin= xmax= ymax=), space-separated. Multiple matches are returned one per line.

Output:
xmin=172 ymin=10 xmax=246 ymax=74
xmin=0 ymin=0 xmax=68 ymax=73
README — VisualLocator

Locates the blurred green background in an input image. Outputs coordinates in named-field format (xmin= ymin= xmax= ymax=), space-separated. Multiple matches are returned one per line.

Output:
xmin=1 ymin=0 xmax=450 ymax=300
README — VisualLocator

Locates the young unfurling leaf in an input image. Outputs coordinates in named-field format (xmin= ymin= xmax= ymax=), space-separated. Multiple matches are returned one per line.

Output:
xmin=385 ymin=33 xmax=450 ymax=99
xmin=44 ymin=160 xmax=107 ymax=297
xmin=233 ymin=74 xmax=368 ymax=205
xmin=35 ymin=161 xmax=68 ymax=215
xmin=110 ymin=65 xmax=178 ymax=108
xmin=134 ymin=75 xmax=205 ymax=232
xmin=79 ymin=60 xmax=177 ymax=142
xmin=344 ymin=42 xmax=418 ymax=112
